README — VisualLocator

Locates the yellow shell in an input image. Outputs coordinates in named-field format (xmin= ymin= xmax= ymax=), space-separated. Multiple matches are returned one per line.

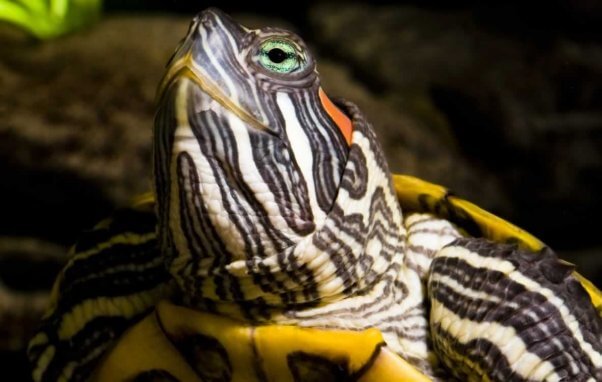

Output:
xmin=392 ymin=174 xmax=602 ymax=314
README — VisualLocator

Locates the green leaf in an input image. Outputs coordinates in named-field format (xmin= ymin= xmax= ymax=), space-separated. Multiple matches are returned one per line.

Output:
xmin=0 ymin=0 xmax=102 ymax=39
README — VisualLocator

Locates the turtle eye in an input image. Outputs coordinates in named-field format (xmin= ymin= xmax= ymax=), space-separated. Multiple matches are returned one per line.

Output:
xmin=258 ymin=39 xmax=306 ymax=74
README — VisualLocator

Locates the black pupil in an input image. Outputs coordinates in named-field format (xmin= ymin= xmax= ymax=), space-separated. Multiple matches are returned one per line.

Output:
xmin=268 ymin=48 xmax=288 ymax=63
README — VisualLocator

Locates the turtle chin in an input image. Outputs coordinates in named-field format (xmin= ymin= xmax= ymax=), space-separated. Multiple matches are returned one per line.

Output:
xmin=156 ymin=78 xmax=316 ymax=265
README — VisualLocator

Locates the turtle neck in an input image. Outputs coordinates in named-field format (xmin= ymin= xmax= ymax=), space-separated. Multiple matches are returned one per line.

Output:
xmin=167 ymin=100 xmax=407 ymax=321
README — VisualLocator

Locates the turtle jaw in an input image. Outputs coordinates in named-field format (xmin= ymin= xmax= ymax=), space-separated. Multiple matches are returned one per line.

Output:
xmin=156 ymin=51 xmax=269 ymax=133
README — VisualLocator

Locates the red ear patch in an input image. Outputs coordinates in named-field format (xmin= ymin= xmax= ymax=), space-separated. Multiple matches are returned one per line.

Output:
xmin=319 ymin=88 xmax=352 ymax=146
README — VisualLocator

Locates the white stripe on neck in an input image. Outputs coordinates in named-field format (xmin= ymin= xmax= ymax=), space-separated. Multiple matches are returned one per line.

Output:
xmin=276 ymin=92 xmax=327 ymax=227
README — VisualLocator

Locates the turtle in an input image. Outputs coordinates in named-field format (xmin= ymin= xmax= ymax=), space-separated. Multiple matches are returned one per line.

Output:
xmin=27 ymin=7 xmax=602 ymax=382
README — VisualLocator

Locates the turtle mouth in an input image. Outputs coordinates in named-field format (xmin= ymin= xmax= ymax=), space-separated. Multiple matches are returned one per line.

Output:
xmin=156 ymin=51 xmax=269 ymax=133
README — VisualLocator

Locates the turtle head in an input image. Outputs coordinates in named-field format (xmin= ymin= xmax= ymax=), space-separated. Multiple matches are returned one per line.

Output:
xmin=154 ymin=9 xmax=352 ymax=276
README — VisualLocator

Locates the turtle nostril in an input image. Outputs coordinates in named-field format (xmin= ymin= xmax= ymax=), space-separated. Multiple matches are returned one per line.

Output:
xmin=202 ymin=7 xmax=228 ymax=23
xmin=195 ymin=8 xmax=219 ymax=29
xmin=198 ymin=7 xmax=247 ymax=38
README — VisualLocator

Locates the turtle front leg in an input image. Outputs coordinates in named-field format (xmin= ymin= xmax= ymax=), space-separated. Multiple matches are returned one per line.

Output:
xmin=428 ymin=238 xmax=602 ymax=381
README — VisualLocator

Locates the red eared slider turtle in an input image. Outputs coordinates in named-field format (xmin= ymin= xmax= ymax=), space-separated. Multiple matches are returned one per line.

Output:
xmin=27 ymin=8 xmax=602 ymax=382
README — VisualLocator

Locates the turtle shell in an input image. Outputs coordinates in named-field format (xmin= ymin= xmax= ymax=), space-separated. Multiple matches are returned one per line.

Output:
xmin=392 ymin=174 xmax=602 ymax=315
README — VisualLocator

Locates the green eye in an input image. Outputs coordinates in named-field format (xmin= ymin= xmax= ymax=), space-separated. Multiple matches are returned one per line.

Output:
xmin=258 ymin=40 xmax=304 ymax=74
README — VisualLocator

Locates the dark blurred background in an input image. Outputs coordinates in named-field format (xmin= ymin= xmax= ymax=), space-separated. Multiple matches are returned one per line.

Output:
xmin=0 ymin=0 xmax=601 ymax=380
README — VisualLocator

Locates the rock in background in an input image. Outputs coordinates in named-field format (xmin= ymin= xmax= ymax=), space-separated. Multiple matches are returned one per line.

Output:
xmin=309 ymin=3 xmax=602 ymax=253
xmin=0 ymin=2 xmax=601 ymax=380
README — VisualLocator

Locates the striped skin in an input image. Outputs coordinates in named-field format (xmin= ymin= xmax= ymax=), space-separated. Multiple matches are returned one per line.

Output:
xmin=27 ymin=205 xmax=174 ymax=382
xmin=429 ymin=239 xmax=602 ymax=381
xmin=154 ymin=10 xmax=349 ymax=310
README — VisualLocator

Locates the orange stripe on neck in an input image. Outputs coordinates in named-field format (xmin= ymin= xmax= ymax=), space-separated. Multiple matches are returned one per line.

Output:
xmin=319 ymin=88 xmax=352 ymax=146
